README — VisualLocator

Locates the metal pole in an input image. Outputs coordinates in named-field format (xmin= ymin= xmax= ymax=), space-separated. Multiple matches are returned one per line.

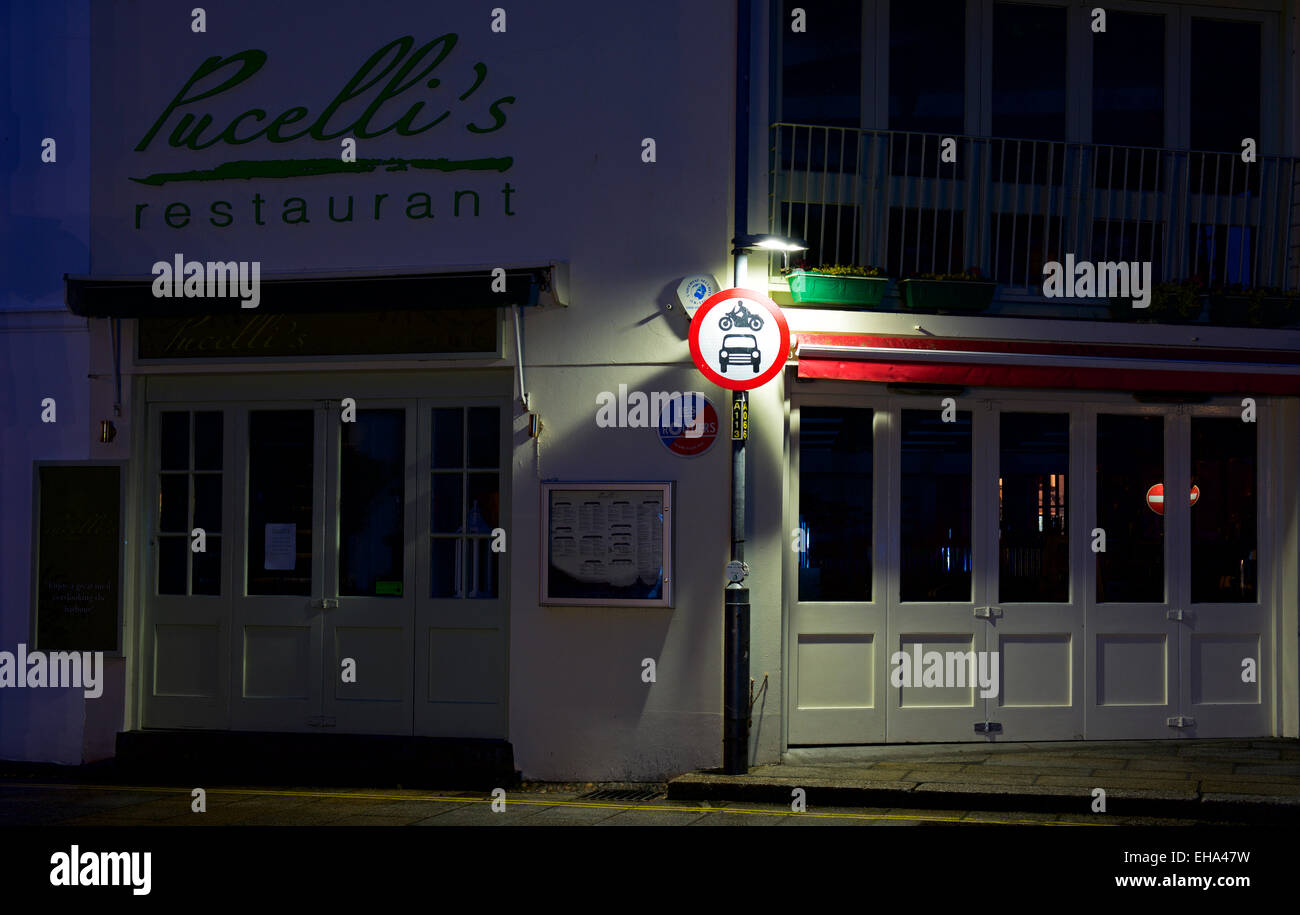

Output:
xmin=723 ymin=0 xmax=752 ymax=776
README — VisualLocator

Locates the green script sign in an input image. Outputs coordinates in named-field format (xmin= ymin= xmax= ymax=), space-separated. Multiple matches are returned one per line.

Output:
xmin=131 ymin=34 xmax=516 ymax=185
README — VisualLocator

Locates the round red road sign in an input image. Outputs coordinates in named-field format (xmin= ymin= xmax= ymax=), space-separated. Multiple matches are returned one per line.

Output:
xmin=1146 ymin=482 xmax=1201 ymax=515
xmin=657 ymin=396 xmax=718 ymax=457
xmin=688 ymin=288 xmax=790 ymax=391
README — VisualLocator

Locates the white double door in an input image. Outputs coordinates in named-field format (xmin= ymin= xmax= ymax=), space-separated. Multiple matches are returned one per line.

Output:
xmin=787 ymin=393 xmax=1271 ymax=745
xmin=142 ymin=392 xmax=509 ymax=738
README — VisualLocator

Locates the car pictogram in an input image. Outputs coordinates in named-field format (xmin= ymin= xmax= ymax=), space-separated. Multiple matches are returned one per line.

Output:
xmin=718 ymin=334 xmax=762 ymax=374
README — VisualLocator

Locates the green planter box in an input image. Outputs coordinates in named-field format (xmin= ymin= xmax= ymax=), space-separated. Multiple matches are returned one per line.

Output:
xmin=786 ymin=272 xmax=889 ymax=307
xmin=898 ymin=279 xmax=997 ymax=312
xmin=1208 ymin=294 xmax=1300 ymax=328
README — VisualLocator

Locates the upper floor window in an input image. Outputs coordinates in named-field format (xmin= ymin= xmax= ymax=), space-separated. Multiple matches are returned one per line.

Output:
xmin=1190 ymin=17 xmax=1260 ymax=155
xmin=1092 ymin=10 xmax=1164 ymax=149
xmin=780 ymin=0 xmax=861 ymax=127
xmin=992 ymin=2 xmax=1066 ymax=141
xmin=889 ymin=0 xmax=964 ymax=134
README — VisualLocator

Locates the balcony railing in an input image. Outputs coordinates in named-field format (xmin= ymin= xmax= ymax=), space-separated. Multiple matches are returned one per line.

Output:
xmin=770 ymin=123 xmax=1300 ymax=294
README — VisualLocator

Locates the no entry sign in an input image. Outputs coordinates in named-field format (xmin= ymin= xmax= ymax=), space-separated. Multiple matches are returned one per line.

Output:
xmin=1146 ymin=483 xmax=1201 ymax=515
xmin=689 ymin=288 xmax=790 ymax=391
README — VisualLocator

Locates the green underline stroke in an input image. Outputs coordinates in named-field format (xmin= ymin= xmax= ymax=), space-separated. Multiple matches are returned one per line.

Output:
xmin=130 ymin=155 xmax=514 ymax=186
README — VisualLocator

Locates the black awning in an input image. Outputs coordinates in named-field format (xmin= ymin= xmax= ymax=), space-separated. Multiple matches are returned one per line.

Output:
xmin=65 ymin=267 xmax=548 ymax=318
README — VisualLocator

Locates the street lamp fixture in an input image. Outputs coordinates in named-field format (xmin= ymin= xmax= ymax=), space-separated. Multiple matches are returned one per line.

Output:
xmin=731 ymin=233 xmax=809 ymax=255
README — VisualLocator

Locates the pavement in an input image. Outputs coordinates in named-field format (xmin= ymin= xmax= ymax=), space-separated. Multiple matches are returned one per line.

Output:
xmin=0 ymin=781 xmax=1217 ymax=826
xmin=668 ymin=738 xmax=1300 ymax=822
xmin=2 ymin=738 xmax=1296 ymax=826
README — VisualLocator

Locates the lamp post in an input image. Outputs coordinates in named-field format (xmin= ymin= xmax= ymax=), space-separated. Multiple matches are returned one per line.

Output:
xmin=722 ymin=234 xmax=805 ymax=776
xmin=725 ymin=0 xmax=807 ymax=776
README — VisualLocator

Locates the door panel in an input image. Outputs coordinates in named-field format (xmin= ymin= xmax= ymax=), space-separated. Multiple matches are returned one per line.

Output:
xmin=1083 ymin=408 xmax=1179 ymax=738
xmin=787 ymin=404 xmax=885 ymax=744
xmin=322 ymin=403 xmax=416 ymax=734
xmin=414 ymin=402 xmax=510 ymax=738
xmin=230 ymin=407 xmax=325 ymax=732
xmin=143 ymin=407 xmax=233 ymax=729
xmin=984 ymin=405 xmax=1084 ymax=740
xmin=1180 ymin=408 xmax=1270 ymax=736
xmin=887 ymin=405 xmax=987 ymax=741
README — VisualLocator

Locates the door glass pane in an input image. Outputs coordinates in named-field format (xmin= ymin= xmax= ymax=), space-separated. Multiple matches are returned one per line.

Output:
xmin=463 ymin=538 xmax=500 ymax=599
xmin=247 ymin=410 xmax=313 ymax=595
xmin=160 ymin=412 xmax=189 ymax=471
xmin=466 ymin=407 xmax=500 ymax=468
xmin=467 ymin=472 xmax=500 ymax=528
xmin=158 ymin=536 xmax=187 ymax=595
xmin=159 ymin=474 xmax=188 ymax=533
xmin=798 ymin=406 xmax=872 ymax=601
xmin=900 ymin=409 xmax=972 ymax=602
xmin=193 ymin=474 xmax=222 ymax=533
xmin=999 ymin=412 xmax=1069 ymax=603
xmin=1096 ymin=414 xmax=1163 ymax=603
xmin=430 ymin=538 xmax=458 ymax=598
xmin=340 ymin=409 xmax=405 ymax=597
xmin=1191 ymin=418 xmax=1256 ymax=603
xmin=194 ymin=411 xmax=223 ymax=471
xmin=431 ymin=408 xmax=463 ymax=469
xmin=192 ymin=539 xmax=221 ymax=595
xmin=431 ymin=475 xmax=462 ymax=533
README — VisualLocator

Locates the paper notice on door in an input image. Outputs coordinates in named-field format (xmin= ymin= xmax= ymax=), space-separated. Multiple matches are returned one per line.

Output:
xmin=264 ymin=523 xmax=296 ymax=570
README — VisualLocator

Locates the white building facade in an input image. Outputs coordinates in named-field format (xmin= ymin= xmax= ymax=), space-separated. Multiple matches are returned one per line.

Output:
xmin=1 ymin=0 xmax=1298 ymax=780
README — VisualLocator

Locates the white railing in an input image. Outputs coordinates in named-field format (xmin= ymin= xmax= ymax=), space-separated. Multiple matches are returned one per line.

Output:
xmin=770 ymin=124 xmax=1299 ymax=293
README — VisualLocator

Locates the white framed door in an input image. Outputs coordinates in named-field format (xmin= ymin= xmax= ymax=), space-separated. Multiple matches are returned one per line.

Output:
xmin=139 ymin=376 xmax=513 ymax=739
xmin=1177 ymin=403 xmax=1270 ymax=737
xmin=141 ymin=404 xmax=236 ymax=730
xmin=230 ymin=404 xmax=328 ymax=733
xmin=1083 ymin=404 xmax=1180 ymax=739
xmin=887 ymin=398 xmax=990 ymax=741
xmin=786 ymin=397 xmax=888 ymax=744
xmin=413 ymin=399 xmax=510 ymax=739
xmin=321 ymin=400 xmax=418 ymax=735
xmin=981 ymin=400 xmax=1085 ymax=740
xmin=786 ymin=388 xmax=1277 ymax=746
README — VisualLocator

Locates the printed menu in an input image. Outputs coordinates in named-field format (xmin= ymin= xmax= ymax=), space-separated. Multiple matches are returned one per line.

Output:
xmin=548 ymin=488 xmax=665 ymax=600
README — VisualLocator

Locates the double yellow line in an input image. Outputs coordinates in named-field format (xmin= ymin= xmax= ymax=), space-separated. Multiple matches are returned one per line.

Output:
xmin=5 ymin=782 xmax=1105 ymax=826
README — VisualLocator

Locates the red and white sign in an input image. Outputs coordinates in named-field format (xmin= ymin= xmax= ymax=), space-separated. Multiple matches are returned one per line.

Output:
xmin=689 ymin=288 xmax=790 ymax=391
xmin=1146 ymin=483 xmax=1201 ymax=515
xmin=657 ymin=396 xmax=718 ymax=457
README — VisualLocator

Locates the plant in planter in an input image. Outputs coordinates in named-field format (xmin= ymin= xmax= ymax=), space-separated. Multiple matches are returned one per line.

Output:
xmin=1109 ymin=277 xmax=1204 ymax=323
xmin=781 ymin=262 xmax=890 ymax=308
xmin=1207 ymin=283 xmax=1300 ymax=328
xmin=897 ymin=267 xmax=998 ymax=312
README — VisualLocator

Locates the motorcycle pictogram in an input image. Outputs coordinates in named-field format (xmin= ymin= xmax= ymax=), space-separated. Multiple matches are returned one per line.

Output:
xmin=717 ymin=302 xmax=764 ymax=332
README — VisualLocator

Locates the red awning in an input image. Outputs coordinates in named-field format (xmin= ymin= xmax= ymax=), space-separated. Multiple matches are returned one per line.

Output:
xmin=795 ymin=333 xmax=1300 ymax=395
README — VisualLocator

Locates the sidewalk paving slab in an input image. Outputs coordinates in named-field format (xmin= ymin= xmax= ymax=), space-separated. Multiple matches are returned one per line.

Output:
xmin=667 ymin=739 xmax=1300 ymax=823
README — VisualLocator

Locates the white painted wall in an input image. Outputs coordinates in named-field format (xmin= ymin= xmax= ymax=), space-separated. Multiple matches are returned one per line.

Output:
xmin=0 ymin=0 xmax=96 ymax=764
xmin=24 ymin=0 xmax=749 ymax=778
xmin=0 ymin=315 xmax=92 ymax=764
